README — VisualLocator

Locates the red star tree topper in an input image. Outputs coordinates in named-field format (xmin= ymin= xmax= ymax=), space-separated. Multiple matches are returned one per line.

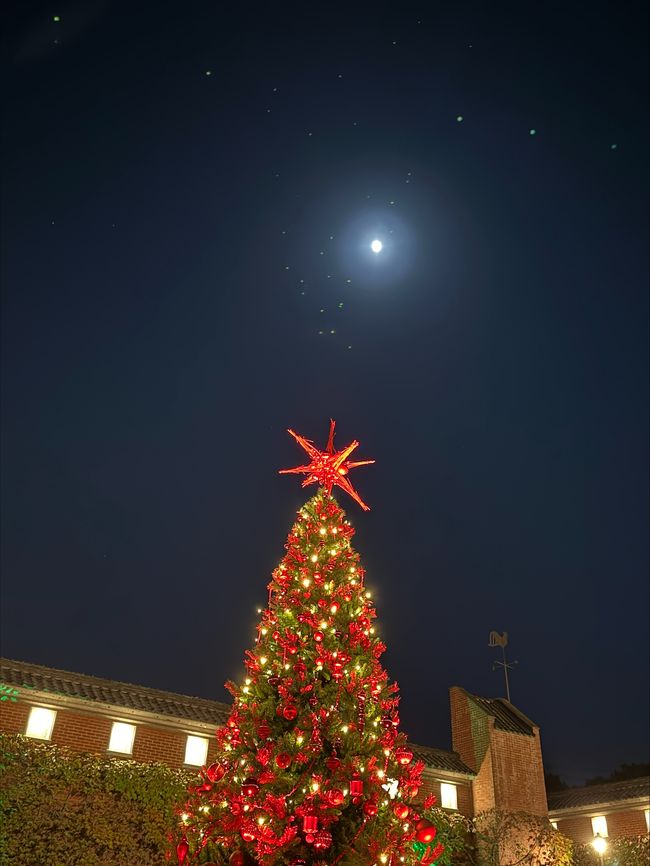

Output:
xmin=279 ymin=420 xmax=375 ymax=511
xmin=172 ymin=424 xmax=447 ymax=866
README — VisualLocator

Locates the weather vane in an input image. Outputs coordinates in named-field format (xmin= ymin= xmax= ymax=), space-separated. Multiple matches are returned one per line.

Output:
xmin=279 ymin=419 xmax=375 ymax=510
xmin=489 ymin=630 xmax=518 ymax=703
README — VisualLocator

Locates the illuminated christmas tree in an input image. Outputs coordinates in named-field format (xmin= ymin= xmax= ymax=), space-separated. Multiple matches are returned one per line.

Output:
xmin=173 ymin=422 xmax=445 ymax=866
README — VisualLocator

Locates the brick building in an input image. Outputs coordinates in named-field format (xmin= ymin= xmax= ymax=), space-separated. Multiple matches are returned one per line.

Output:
xmin=450 ymin=686 xmax=548 ymax=817
xmin=1 ymin=656 xmax=648 ymax=853
xmin=548 ymin=777 xmax=650 ymax=845
xmin=0 ymin=657 xmax=474 ymax=819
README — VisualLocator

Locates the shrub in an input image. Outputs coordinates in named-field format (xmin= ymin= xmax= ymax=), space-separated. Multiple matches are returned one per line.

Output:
xmin=573 ymin=835 xmax=650 ymax=866
xmin=0 ymin=733 xmax=194 ymax=865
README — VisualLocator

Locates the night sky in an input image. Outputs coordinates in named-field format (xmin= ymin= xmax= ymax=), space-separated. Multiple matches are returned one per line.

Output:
xmin=2 ymin=1 xmax=648 ymax=786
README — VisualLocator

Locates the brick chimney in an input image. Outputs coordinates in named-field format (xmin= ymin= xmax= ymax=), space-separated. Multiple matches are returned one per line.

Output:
xmin=450 ymin=686 xmax=548 ymax=816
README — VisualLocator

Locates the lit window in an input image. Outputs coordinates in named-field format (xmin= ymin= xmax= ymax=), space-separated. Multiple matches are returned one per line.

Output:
xmin=440 ymin=782 xmax=458 ymax=810
xmin=645 ymin=809 xmax=649 ymax=832
xmin=25 ymin=707 xmax=56 ymax=740
xmin=591 ymin=816 xmax=608 ymax=838
xmin=184 ymin=735 xmax=209 ymax=766
xmin=108 ymin=721 xmax=136 ymax=754
xmin=551 ymin=821 xmax=558 ymax=830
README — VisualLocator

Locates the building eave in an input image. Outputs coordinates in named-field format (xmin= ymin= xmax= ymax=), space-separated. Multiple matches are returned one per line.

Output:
xmin=12 ymin=687 xmax=217 ymax=736
xmin=422 ymin=766 xmax=475 ymax=783
xmin=549 ymin=796 xmax=650 ymax=820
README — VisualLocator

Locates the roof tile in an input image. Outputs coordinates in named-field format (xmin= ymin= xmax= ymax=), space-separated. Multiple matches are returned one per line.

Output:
xmin=410 ymin=743 xmax=475 ymax=776
xmin=0 ymin=658 xmax=230 ymax=726
xmin=548 ymin=777 xmax=650 ymax=811
xmin=462 ymin=690 xmax=536 ymax=735
xmin=1 ymin=658 xmax=475 ymax=776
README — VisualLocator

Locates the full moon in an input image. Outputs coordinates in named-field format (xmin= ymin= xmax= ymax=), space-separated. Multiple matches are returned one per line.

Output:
xmin=370 ymin=239 xmax=383 ymax=253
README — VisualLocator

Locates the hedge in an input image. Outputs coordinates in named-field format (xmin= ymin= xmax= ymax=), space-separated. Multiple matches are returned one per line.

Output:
xmin=0 ymin=733 xmax=194 ymax=865
xmin=2 ymin=733 xmax=648 ymax=866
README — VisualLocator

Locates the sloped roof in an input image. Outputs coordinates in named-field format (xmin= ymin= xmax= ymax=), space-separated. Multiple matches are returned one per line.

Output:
xmin=461 ymin=689 xmax=537 ymax=735
xmin=410 ymin=743 xmax=474 ymax=777
xmin=0 ymin=658 xmax=230 ymax=726
xmin=1 ymin=658 xmax=472 ymax=776
xmin=548 ymin=777 xmax=650 ymax=811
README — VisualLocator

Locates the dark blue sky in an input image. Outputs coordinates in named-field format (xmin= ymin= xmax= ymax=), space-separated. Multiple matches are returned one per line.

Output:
xmin=2 ymin=0 xmax=648 ymax=785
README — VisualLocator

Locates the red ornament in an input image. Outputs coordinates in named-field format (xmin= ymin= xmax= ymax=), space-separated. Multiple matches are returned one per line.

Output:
xmin=303 ymin=814 xmax=318 ymax=833
xmin=240 ymin=825 xmax=256 ymax=842
xmin=349 ymin=776 xmax=363 ymax=796
xmin=206 ymin=762 xmax=225 ymax=782
xmin=283 ymin=704 xmax=298 ymax=721
xmin=313 ymin=631 xmax=324 ymax=643
xmin=415 ymin=820 xmax=437 ymax=843
xmin=275 ymin=752 xmax=291 ymax=769
xmin=326 ymin=788 xmax=345 ymax=806
xmin=325 ymin=754 xmax=341 ymax=771
xmin=230 ymin=853 xmax=246 ymax=866
xmin=241 ymin=777 xmax=260 ymax=797
xmin=293 ymin=660 xmax=307 ymax=678
xmin=363 ymin=800 xmax=378 ymax=817
xmin=176 ymin=839 xmax=189 ymax=865
xmin=279 ymin=420 xmax=375 ymax=511
xmin=393 ymin=802 xmax=409 ymax=820
xmin=313 ymin=828 xmax=333 ymax=850
xmin=395 ymin=747 xmax=413 ymax=766
xmin=331 ymin=661 xmax=344 ymax=679
xmin=258 ymin=721 xmax=271 ymax=739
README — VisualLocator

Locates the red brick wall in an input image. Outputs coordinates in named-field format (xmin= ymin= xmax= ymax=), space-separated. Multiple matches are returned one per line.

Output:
xmin=450 ymin=687 xmax=477 ymax=771
xmin=449 ymin=688 xmax=547 ymax=817
xmin=420 ymin=771 xmax=474 ymax=818
xmin=450 ymin=687 xmax=495 ymax=813
xmin=608 ymin=809 xmax=649 ymax=838
xmin=0 ymin=700 xmax=217 ymax=770
xmin=554 ymin=815 xmax=593 ymax=845
xmin=0 ymin=699 xmax=30 ymax=734
xmin=556 ymin=809 xmax=649 ymax=844
xmin=490 ymin=728 xmax=547 ymax=816
xmin=472 ymin=743 xmax=497 ymax=813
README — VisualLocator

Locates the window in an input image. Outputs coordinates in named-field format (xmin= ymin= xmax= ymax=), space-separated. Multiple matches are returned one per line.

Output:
xmin=108 ymin=721 xmax=136 ymax=754
xmin=184 ymin=735 xmax=209 ymax=767
xmin=645 ymin=809 xmax=649 ymax=832
xmin=440 ymin=782 xmax=458 ymax=810
xmin=551 ymin=821 xmax=558 ymax=830
xmin=591 ymin=815 xmax=608 ymax=838
xmin=25 ymin=706 xmax=56 ymax=740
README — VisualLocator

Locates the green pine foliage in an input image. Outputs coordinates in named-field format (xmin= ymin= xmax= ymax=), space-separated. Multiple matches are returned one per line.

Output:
xmin=173 ymin=491 xmax=450 ymax=865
